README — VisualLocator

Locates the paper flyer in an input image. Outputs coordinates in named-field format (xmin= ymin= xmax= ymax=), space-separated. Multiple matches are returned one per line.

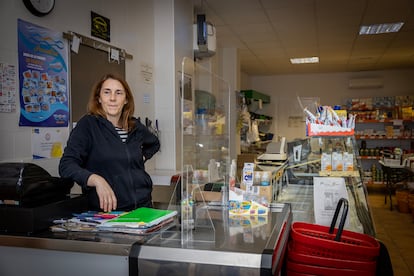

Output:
xmin=32 ymin=127 xmax=68 ymax=159
xmin=313 ymin=177 xmax=349 ymax=226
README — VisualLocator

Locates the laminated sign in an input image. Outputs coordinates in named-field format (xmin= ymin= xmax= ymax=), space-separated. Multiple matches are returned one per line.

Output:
xmin=313 ymin=177 xmax=349 ymax=226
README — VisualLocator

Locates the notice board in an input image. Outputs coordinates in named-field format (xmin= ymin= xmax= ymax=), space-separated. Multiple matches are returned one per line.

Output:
xmin=70 ymin=43 xmax=125 ymax=123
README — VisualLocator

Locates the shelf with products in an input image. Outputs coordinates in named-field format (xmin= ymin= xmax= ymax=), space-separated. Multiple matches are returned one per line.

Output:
xmin=352 ymin=117 xmax=413 ymax=188
xmin=345 ymin=95 xmax=414 ymax=120
xmin=355 ymin=135 xmax=413 ymax=140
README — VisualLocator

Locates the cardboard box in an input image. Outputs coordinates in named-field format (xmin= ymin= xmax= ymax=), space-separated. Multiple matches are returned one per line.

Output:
xmin=241 ymin=183 xmax=273 ymax=203
xmin=192 ymin=184 xmax=221 ymax=202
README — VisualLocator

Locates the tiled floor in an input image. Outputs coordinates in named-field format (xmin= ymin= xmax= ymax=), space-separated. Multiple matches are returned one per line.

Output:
xmin=368 ymin=192 xmax=414 ymax=276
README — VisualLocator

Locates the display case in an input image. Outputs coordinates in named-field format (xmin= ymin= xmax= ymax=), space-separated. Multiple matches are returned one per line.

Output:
xmin=279 ymin=135 xmax=376 ymax=237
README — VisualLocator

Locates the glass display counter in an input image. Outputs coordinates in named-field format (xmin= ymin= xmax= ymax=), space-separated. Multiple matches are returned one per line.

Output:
xmin=278 ymin=136 xmax=376 ymax=237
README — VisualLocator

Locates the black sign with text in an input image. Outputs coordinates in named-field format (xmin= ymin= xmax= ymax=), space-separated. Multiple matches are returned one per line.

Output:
xmin=91 ymin=11 xmax=110 ymax=42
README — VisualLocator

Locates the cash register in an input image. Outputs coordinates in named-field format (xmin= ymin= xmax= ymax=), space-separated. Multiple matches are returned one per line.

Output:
xmin=256 ymin=137 xmax=287 ymax=170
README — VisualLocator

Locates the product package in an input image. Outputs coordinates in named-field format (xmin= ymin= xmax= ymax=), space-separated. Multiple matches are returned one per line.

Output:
xmin=332 ymin=152 xmax=343 ymax=171
xmin=321 ymin=153 xmax=332 ymax=171
xmin=343 ymin=152 xmax=354 ymax=171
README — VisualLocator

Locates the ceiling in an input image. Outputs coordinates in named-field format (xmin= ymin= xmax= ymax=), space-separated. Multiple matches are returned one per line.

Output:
xmin=195 ymin=0 xmax=414 ymax=75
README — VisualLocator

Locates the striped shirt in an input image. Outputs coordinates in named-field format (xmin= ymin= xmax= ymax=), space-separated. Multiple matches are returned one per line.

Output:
xmin=115 ymin=127 xmax=128 ymax=143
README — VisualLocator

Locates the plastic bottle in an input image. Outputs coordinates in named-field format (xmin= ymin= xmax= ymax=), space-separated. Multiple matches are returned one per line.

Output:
xmin=254 ymin=171 xmax=262 ymax=185
xmin=261 ymin=171 xmax=270 ymax=186
xmin=229 ymin=159 xmax=236 ymax=189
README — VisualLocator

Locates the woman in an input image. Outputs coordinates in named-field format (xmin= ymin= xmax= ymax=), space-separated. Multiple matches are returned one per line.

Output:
xmin=59 ymin=74 xmax=160 ymax=212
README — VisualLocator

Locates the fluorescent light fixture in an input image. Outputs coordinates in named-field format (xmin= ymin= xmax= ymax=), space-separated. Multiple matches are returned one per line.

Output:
xmin=290 ymin=57 xmax=319 ymax=64
xmin=359 ymin=22 xmax=404 ymax=35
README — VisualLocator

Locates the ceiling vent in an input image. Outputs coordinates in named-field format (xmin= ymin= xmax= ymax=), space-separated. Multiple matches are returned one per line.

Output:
xmin=348 ymin=78 xmax=383 ymax=89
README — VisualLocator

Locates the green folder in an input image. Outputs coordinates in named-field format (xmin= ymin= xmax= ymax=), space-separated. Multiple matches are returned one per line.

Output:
xmin=101 ymin=207 xmax=177 ymax=228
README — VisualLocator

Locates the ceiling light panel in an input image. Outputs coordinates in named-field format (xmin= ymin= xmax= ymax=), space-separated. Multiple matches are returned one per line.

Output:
xmin=359 ymin=22 xmax=404 ymax=35
xmin=290 ymin=57 xmax=319 ymax=64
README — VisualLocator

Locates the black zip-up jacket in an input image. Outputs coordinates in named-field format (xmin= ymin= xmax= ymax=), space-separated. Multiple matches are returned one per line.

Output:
xmin=59 ymin=115 xmax=160 ymax=211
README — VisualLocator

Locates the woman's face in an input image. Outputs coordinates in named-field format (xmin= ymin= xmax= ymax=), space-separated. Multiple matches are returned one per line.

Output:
xmin=98 ymin=78 xmax=127 ymax=121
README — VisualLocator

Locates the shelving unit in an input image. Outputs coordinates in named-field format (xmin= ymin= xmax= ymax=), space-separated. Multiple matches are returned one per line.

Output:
xmin=350 ymin=113 xmax=414 ymax=188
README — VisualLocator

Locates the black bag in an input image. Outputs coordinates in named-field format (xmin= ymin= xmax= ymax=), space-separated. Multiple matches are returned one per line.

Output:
xmin=0 ymin=162 xmax=74 ymax=207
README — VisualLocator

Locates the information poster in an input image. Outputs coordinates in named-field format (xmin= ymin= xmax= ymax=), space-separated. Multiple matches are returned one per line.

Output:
xmin=32 ymin=127 xmax=68 ymax=159
xmin=0 ymin=63 xmax=17 ymax=113
xmin=313 ymin=177 xmax=349 ymax=226
xmin=18 ymin=19 xmax=69 ymax=127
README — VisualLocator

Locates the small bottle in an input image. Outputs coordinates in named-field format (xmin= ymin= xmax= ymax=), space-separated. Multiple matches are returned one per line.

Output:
xmin=254 ymin=171 xmax=262 ymax=185
xmin=260 ymin=171 xmax=270 ymax=186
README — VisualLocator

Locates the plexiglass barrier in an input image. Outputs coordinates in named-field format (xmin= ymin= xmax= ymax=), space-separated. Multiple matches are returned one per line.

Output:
xmin=163 ymin=57 xmax=231 ymax=245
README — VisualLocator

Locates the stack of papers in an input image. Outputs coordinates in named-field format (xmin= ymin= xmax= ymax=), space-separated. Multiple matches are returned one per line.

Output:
xmin=51 ymin=207 xmax=177 ymax=234
xmin=98 ymin=207 xmax=177 ymax=229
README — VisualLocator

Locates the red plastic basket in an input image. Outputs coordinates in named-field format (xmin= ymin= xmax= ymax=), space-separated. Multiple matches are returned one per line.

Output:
xmin=290 ymin=222 xmax=380 ymax=261
xmin=287 ymin=241 xmax=377 ymax=273
xmin=286 ymin=259 xmax=374 ymax=276
xmin=289 ymin=198 xmax=380 ymax=262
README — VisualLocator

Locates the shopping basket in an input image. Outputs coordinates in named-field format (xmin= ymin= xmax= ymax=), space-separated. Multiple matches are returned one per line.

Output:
xmin=287 ymin=243 xmax=377 ymax=275
xmin=286 ymin=259 xmax=374 ymax=276
xmin=287 ymin=198 xmax=380 ymax=275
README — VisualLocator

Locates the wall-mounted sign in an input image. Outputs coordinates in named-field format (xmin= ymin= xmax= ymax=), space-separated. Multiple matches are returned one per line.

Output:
xmin=91 ymin=11 xmax=110 ymax=42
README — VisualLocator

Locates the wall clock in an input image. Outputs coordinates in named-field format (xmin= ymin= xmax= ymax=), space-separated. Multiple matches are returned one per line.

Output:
xmin=23 ymin=0 xmax=55 ymax=17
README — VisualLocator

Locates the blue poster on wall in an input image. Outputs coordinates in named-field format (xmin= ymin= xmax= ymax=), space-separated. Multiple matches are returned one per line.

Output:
xmin=18 ymin=19 xmax=69 ymax=127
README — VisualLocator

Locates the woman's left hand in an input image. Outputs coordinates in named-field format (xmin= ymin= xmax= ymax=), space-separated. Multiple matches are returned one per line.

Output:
xmin=87 ymin=174 xmax=117 ymax=212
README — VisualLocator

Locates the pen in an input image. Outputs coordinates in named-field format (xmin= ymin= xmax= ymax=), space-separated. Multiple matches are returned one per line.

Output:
xmin=79 ymin=218 xmax=101 ymax=224
xmin=94 ymin=214 xmax=118 ymax=219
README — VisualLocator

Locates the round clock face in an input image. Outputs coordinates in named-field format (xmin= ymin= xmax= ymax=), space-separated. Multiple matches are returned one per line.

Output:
xmin=23 ymin=0 xmax=55 ymax=16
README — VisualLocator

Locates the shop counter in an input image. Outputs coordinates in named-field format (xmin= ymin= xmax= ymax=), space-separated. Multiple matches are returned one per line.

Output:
xmin=0 ymin=203 xmax=292 ymax=276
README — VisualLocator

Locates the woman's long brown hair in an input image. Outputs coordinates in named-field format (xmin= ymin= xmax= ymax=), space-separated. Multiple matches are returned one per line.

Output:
xmin=87 ymin=74 xmax=135 ymax=131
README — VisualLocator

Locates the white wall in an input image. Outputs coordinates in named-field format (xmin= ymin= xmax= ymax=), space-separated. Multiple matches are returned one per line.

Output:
xmin=248 ymin=69 xmax=414 ymax=141
xmin=153 ymin=0 xmax=194 ymax=172
xmin=0 ymin=0 xmax=194 ymax=176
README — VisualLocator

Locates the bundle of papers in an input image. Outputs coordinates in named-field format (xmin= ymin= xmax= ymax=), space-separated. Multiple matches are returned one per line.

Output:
xmin=97 ymin=207 xmax=177 ymax=229
xmin=51 ymin=207 xmax=177 ymax=234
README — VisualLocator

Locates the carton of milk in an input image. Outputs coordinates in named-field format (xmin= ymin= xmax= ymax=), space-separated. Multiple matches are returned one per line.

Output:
xmin=242 ymin=163 xmax=255 ymax=187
